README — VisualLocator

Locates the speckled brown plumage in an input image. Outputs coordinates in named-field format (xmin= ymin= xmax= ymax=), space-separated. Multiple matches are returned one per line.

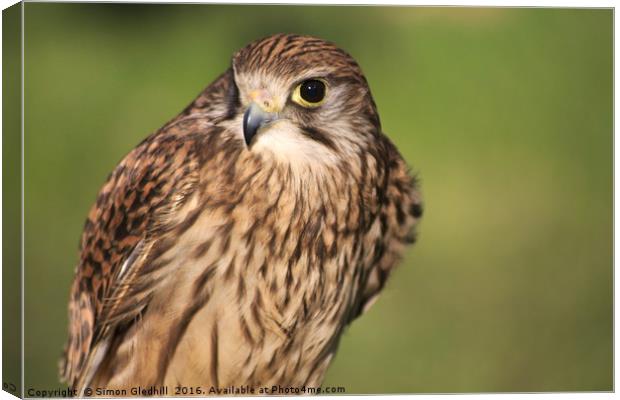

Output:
xmin=60 ymin=33 xmax=423 ymax=394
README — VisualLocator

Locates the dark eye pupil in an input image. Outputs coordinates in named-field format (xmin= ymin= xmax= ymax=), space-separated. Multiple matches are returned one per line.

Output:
xmin=300 ymin=80 xmax=325 ymax=103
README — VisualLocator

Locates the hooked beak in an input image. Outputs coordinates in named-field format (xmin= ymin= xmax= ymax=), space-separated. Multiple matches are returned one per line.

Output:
xmin=243 ymin=103 xmax=277 ymax=146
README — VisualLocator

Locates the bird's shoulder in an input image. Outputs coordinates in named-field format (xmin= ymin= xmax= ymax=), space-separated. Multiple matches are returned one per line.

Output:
xmin=351 ymin=132 xmax=423 ymax=319
xmin=80 ymin=121 xmax=209 ymax=266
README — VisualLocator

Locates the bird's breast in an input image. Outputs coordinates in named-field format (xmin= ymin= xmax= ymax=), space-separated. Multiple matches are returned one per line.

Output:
xmin=113 ymin=178 xmax=376 ymax=389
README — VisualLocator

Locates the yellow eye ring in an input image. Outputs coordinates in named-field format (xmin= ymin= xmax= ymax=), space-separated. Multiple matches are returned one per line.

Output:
xmin=291 ymin=79 xmax=328 ymax=108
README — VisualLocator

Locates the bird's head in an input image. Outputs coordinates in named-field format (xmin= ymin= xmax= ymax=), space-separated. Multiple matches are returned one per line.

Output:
xmin=225 ymin=34 xmax=382 ymax=166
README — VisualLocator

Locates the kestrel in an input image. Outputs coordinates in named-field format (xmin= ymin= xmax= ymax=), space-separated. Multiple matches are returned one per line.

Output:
xmin=60 ymin=33 xmax=423 ymax=395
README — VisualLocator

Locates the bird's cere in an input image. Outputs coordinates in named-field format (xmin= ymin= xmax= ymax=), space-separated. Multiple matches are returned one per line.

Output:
xmin=243 ymin=102 xmax=278 ymax=146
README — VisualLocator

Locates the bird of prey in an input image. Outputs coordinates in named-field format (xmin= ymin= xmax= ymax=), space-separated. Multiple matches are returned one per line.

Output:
xmin=60 ymin=33 xmax=423 ymax=394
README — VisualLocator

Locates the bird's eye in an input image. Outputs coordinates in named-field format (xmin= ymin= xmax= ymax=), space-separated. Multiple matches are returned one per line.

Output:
xmin=292 ymin=79 xmax=327 ymax=108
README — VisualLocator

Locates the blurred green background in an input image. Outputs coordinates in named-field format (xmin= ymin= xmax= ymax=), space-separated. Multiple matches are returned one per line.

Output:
xmin=21 ymin=4 xmax=611 ymax=393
